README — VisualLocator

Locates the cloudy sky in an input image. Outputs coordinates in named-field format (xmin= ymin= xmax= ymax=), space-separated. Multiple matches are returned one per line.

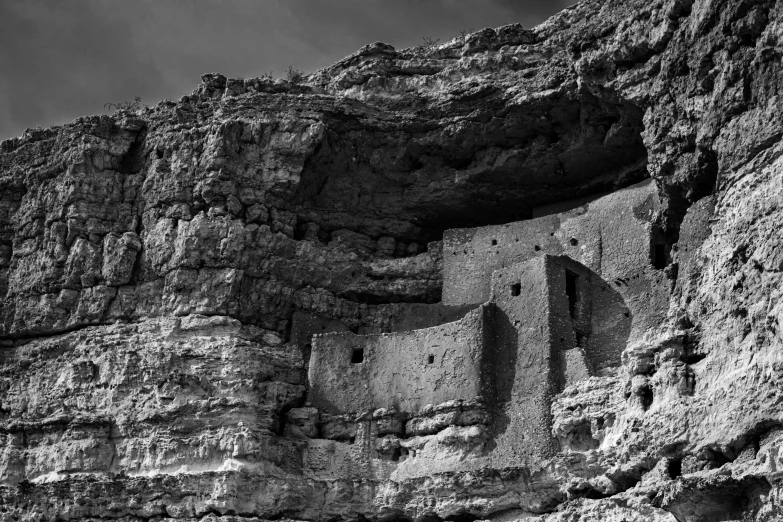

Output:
xmin=0 ymin=0 xmax=574 ymax=142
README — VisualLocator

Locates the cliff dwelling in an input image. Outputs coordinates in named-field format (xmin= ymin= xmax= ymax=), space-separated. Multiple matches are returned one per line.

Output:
xmin=4 ymin=0 xmax=781 ymax=519
xmin=298 ymin=178 xmax=670 ymax=474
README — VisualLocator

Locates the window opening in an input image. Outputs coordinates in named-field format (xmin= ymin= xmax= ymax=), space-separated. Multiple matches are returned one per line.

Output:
xmin=351 ymin=348 xmax=364 ymax=364
xmin=427 ymin=354 xmax=435 ymax=364
xmin=565 ymin=269 xmax=578 ymax=318
xmin=510 ymin=283 xmax=521 ymax=296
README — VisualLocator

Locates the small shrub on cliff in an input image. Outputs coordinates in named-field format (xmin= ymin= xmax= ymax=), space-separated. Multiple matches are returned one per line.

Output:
xmin=420 ymin=36 xmax=441 ymax=49
xmin=104 ymin=95 xmax=144 ymax=112
xmin=286 ymin=66 xmax=304 ymax=84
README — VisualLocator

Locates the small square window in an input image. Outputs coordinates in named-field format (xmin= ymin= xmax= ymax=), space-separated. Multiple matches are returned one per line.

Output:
xmin=351 ymin=348 xmax=364 ymax=364
xmin=510 ymin=283 xmax=521 ymax=296
xmin=427 ymin=354 xmax=435 ymax=364
xmin=491 ymin=239 xmax=497 ymax=246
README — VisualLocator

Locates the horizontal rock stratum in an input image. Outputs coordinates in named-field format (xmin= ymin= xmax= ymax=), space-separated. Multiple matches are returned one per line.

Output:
xmin=2 ymin=0 xmax=783 ymax=520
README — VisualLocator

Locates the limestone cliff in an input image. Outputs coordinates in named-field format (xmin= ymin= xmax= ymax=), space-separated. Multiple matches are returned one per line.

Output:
xmin=1 ymin=0 xmax=783 ymax=520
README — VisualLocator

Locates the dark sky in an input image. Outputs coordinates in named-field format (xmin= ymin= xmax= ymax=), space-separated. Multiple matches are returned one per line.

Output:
xmin=0 ymin=0 xmax=574 ymax=142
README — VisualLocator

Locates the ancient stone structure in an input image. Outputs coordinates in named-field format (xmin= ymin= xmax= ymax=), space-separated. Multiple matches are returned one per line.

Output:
xmin=3 ymin=0 xmax=783 ymax=520
xmin=303 ymin=181 xmax=664 ymax=485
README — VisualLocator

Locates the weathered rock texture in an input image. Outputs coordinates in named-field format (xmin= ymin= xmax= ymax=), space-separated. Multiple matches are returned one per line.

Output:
xmin=1 ymin=0 xmax=783 ymax=520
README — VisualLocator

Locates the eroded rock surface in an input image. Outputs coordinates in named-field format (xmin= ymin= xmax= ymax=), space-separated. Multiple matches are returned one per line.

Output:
xmin=2 ymin=0 xmax=783 ymax=520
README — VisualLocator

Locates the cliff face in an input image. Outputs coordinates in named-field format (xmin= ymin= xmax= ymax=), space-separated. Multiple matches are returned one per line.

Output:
xmin=1 ymin=0 xmax=783 ymax=520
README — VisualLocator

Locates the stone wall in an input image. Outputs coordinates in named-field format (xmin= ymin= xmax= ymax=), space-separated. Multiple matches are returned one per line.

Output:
xmin=307 ymin=252 xmax=632 ymax=467
xmin=443 ymin=179 xmax=669 ymax=339
xmin=482 ymin=253 xmax=632 ymax=465
xmin=308 ymin=306 xmax=489 ymax=415
xmin=485 ymin=256 xmax=561 ymax=464
xmin=290 ymin=302 xmax=475 ymax=348
xmin=552 ymin=255 xmax=632 ymax=378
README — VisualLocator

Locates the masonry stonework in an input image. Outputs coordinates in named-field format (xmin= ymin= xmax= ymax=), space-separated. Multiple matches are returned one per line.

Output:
xmin=486 ymin=256 xmax=562 ymax=463
xmin=304 ymin=183 xmax=653 ymax=473
xmin=442 ymin=179 xmax=670 ymax=338
xmin=308 ymin=306 xmax=490 ymax=415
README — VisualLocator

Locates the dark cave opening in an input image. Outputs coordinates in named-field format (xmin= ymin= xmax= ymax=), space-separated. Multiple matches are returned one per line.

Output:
xmin=295 ymin=94 xmax=650 ymax=245
xmin=283 ymin=96 xmax=667 ymax=312
xmin=640 ymin=387 xmax=654 ymax=411
xmin=276 ymin=404 xmax=294 ymax=436
xmin=408 ymin=100 xmax=650 ymax=242
xmin=653 ymin=243 xmax=668 ymax=269
xmin=117 ymin=130 xmax=147 ymax=175
xmin=668 ymin=458 xmax=682 ymax=479
xmin=411 ymin=169 xmax=648 ymax=242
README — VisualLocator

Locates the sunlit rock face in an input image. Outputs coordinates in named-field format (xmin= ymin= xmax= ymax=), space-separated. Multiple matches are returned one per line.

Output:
xmin=2 ymin=0 xmax=783 ymax=520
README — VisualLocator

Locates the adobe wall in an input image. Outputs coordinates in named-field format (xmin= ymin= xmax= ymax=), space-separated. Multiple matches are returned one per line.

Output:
xmin=304 ymin=254 xmax=630 ymax=467
xmin=308 ymin=305 xmax=489 ymax=415
xmin=485 ymin=256 xmax=560 ymax=463
xmin=547 ymin=255 xmax=631 ymax=381
xmin=383 ymin=302 xmax=476 ymax=333
xmin=290 ymin=303 xmax=475 ymax=347
xmin=547 ymin=256 xmax=593 ymax=387
xmin=442 ymin=179 xmax=669 ymax=339
xmin=483 ymin=254 xmax=633 ymax=464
